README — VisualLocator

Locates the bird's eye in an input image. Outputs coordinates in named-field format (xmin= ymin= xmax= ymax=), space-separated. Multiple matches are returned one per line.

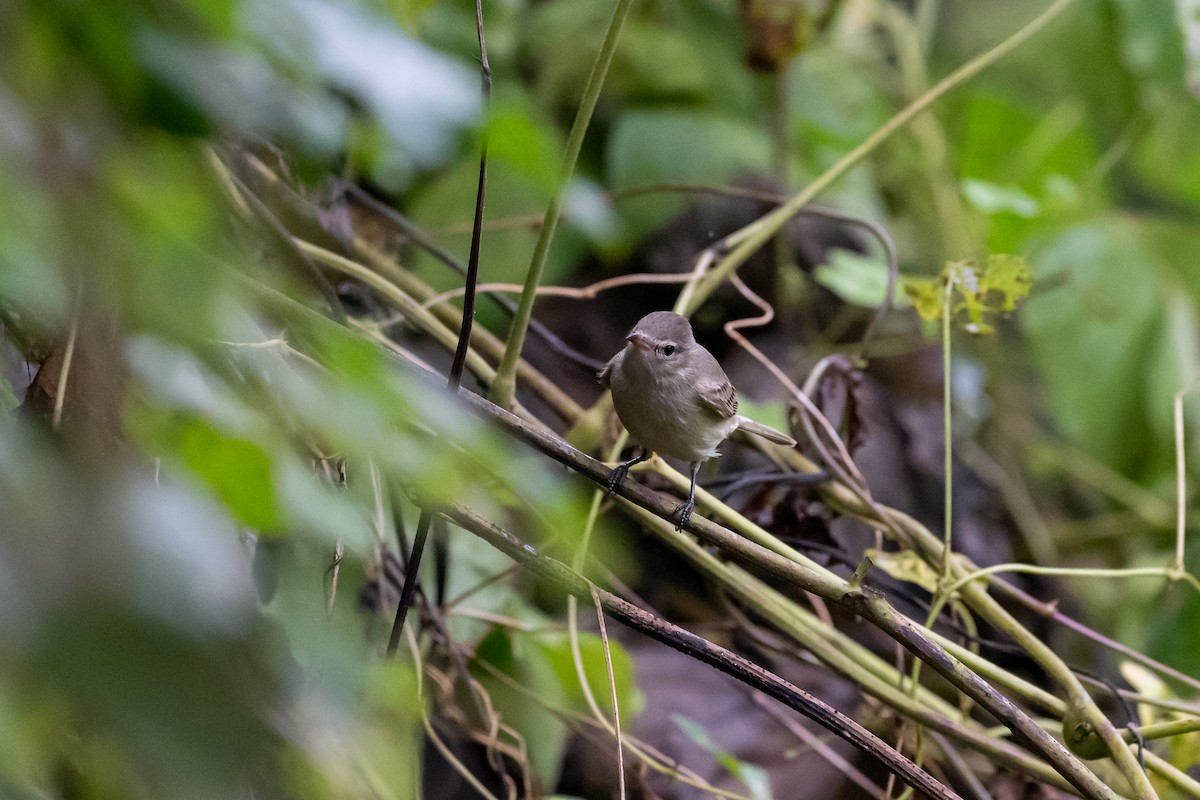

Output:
xmin=661 ymin=344 xmax=676 ymax=356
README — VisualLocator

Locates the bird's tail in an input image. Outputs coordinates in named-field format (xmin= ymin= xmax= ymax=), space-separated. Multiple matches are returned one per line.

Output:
xmin=734 ymin=415 xmax=797 ymax=447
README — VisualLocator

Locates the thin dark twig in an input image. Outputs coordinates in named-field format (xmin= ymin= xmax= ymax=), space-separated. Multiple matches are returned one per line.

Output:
xmin=709 ymin=468 xmax=829 ymax=499
xmin=433 ymin=515 xmax=450 ymax=609
xmin=390 ymin=0 xmax=492 ymax=650
xmin=393 ymin=495 xmax=412 ymax=565
xmin=387 ymin=510 xmax=431 ymax=656
xmin=448 ymin=0 xmax=491 ymax=392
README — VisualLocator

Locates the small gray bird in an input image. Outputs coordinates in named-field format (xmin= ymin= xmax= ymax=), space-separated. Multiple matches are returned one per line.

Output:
xmin=599 ymin=311 xmax=797 ymax=528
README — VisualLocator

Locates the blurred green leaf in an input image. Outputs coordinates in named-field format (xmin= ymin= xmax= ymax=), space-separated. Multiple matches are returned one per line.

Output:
xmin=608 ymin=109 xmax=774 ymax=240
xmin=487 ymin=102 xmax=562 ymax=192
xmin=1133 ymin=99 xmax=1200 ymax=210
xmin=790 ymin=42 xmax=889 ymax=149
xmin=474 ymin=628 xmax=571 ymax=789
xmin=1146 ymin=551 xmax=1200 ymax=678
xmin=520 ymin=1 xmax=714 ymax=111
xmin=1024 ymin=220 xmax=1198 ymax=477
xmin=178 ymin=419 xmax=281 ymax=530
xmin=1181 ymin=0 xmax=1200 ymax=96
xmin=1112 ymin=0 xmax=1187 ymax=99
xmin=32 ymin=607 xmax=282 ymax=798
xmin=962 ymin=179 xmax=1040 ymax=219
xmin=674 ymin=715 xmax=774 ymax=800
xmin=904 ymin=255 xmax=1031 ymax=334
xmin=813 ymin=248 xmax=902 ymax=308
xmin=288 ymin=0 xmax=478 ymax=160
xmin=541 ymin=630 xmax=644 ymax=720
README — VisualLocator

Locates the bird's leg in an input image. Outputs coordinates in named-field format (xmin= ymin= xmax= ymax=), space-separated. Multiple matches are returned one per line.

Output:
xmin=607 ymin=449 xmax=649 ymax=493
xmin=674 ymin=461 xmax=702 ymax=530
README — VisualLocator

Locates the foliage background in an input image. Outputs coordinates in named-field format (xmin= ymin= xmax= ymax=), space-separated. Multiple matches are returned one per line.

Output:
xmin=1 ymin=0 xmax=1199 ymax=797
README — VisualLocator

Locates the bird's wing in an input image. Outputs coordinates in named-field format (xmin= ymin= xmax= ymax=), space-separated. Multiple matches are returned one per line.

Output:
xmin=597 ymin=355 xmax=616 ymax=387
xmin=697 ymin=378 xmax=738 ymax=419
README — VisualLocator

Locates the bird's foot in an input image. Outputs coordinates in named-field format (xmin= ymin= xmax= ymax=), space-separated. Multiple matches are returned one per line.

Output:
xmin=607 ymin=451 xmax=649 ymax=495
xmin=673 ymin=498 xmax=695 ymax=531
xmin=606 ymin=464 xmax=630 ymax=495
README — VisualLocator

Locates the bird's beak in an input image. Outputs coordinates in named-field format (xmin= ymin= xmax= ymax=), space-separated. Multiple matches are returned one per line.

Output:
xmin=626 ymin=333 xmax=651 ymax=351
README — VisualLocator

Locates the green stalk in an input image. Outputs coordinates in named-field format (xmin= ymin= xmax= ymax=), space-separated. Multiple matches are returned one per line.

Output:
xmin=942 ymin=270 xmax=955 ymax=583
xmin=490 ymin=0 xmax=635 ymax=409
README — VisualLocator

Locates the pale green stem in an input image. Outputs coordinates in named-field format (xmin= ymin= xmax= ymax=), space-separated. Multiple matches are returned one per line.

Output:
xmin=491 ymin=0 xmax=635 ymax=408
xmin=941 ymin=273 xmax=954 ymax=584
xmin=929 ymin=631 xmax=1065 ymax=714
xmin=943 ymin=563 xmax=1200 ymax=600
xmin=565 ymin=436 xmax=629 ymax=797
xmin=1174 ymin=382 xmax=1200 ymax=573
xmin=1176 ymin=388 xmax=1186 ymax=573
xmin=1144 ymin=752 xmax=1200 ymax=800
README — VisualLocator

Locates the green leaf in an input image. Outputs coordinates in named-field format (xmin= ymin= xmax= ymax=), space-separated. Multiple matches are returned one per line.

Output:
xmin=865 ymin=549 xmax=940 ymax=594
xmin=902 ymin=255 xmax=1032 ymax=333
xmin=673 ymin=715 xmax=774 ymax=800
xmin=519 ymin=1 xmax=716 ymax=109
xmin=473 ymin=628 xmax=571 ymax=790
xmin=1181 ymin=0 xmax=1200 ymax=96
xmin=982 ymin=253 xmax=1034 ymax=312
xmin=814 ymin=248 xmax=903 ymax=309
xmin=261 ymin=0 xmax=479 ymax=167
xmin=1112 ymin=0 xmax=1187 ymax=94
xmin=541 ymin=630 xmax=644 ymax=719
xmin=0 ymin=371 xmax=17 ymax=413
xmin=486 ymin=102 xmax=562 ymax=192
xmin=1022 ymin=220 xmax=1199 ymax=477
xmin=607 ymin=109 xmax=774 ymax=240
xmin=902 ymin=276 xmax=944 ymax=323
xmin=1146 ymin=544 xmax=1200 ymax=678
xmin=178 ymin=419 xmax=281 ymax=531
xmin=962 ymin=179 xmax=1040 ymax=218
xmin=790 ymin=43 xmax=889 ymax=148
xmin=1133 ymin=98 xmax=1200 ymax=210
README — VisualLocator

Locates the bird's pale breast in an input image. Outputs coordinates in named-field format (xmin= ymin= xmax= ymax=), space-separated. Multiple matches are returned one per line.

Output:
xmin=608 ymin=349 xmax=738 ymax=463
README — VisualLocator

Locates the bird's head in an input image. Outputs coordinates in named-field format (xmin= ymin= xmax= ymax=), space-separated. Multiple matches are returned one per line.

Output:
xmin=626 ymin=311 xmax=696 ymax=364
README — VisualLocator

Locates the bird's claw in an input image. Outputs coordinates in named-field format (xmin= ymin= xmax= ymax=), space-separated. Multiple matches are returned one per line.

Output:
xmin=673 ymin=499 xmax=695 ymax=531
xmin=606 ymin=464 xmax=629 ymax=495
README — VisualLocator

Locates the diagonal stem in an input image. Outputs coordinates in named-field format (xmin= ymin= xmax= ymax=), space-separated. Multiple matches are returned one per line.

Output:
xmin=490 ymin=0 xmax=635 ymax=408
